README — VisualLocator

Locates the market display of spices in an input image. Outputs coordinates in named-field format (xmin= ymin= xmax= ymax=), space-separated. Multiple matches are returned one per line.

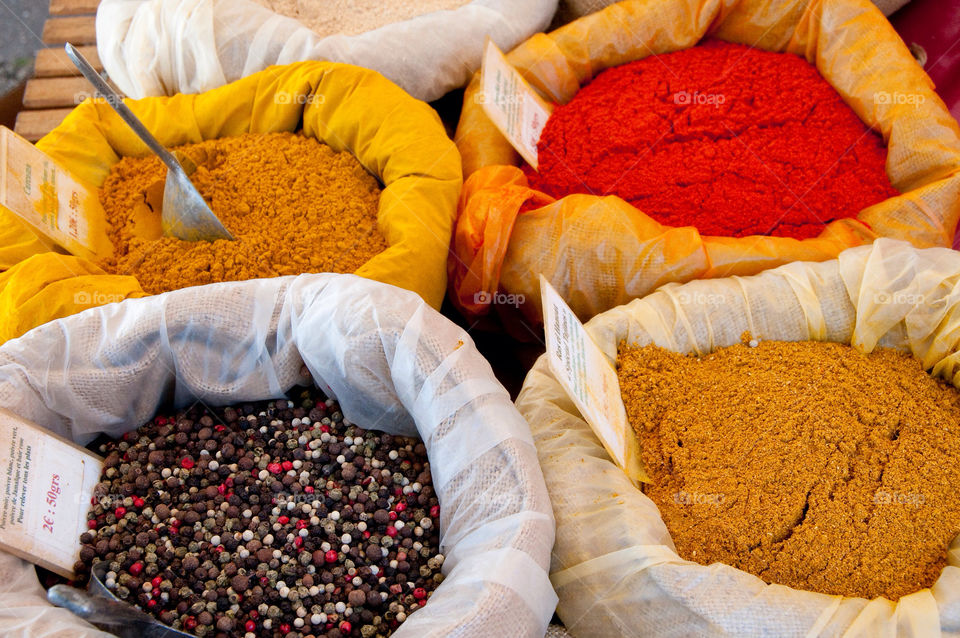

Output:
xmin=252 ymin=0 xmax=472 ymax=36
xmin=617 ymin=337 xmax=960 ymax=600
xmin=98 ymin=132 xmax=387 ymax=294
xmin=4 ymin=0 xmax=960 ymax=635
xmin=525 ymin=41 xmax=899 ymax=239
xmin=76 ymin=387 xmax=443 ymax=637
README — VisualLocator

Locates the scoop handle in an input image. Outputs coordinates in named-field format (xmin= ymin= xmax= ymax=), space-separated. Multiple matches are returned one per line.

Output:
xmin=48 ymin=584 xmax=156 ymax=625
xmin=64 ymin=43 xmax=181 ymax=175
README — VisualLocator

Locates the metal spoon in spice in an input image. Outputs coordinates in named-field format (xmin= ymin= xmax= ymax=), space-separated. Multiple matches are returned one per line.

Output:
xmin=64 ymin=43 xmax=234 ymax=243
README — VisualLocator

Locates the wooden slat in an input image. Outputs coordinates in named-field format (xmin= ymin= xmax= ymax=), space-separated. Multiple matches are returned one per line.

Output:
xmin=23 ymin=77 xmax=95 ymax=109
xmin=34 ymin=46 xmax=101 ymax=78
xmin=49 ymin=0 xmax=101 ymax=16
xmin=42 ymin=17 xmax=97 ymax=45
xmin=14 ymin=109 xmax=75 ymax=142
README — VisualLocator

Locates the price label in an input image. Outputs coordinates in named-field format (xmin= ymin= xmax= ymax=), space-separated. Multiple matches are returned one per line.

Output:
xmin=540 ymin=276 xmax=648 ymax=483
xmin=0 ymin=409 xmax=102 ymax=577
xmin=479 ymin=40 xmax=553 ymax=170
xmin=0 ymin=126 xmax=113 ymax=261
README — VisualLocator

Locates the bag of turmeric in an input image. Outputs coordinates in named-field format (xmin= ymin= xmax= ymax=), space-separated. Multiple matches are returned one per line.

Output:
xmin=0 ymin=61 xmax=461 ymax=344
xmin=451 ymin=0 xmax=960 ymax=324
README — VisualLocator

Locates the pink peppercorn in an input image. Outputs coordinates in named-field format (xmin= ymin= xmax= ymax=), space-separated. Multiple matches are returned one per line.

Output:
xmin=325 ymin=550 xmax=338 ymax=563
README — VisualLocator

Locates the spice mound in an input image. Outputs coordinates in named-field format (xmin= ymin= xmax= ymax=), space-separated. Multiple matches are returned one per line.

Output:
xmin=526 ymin=40 xmax=898 ymax=239
xmin=617 ymin=339 xmax=960 ymax=600
xmin=77 ymin=387 xmax=443 ymax=637
xmin=253 ymin=0 xmax=471 ymax=37
xmin=99 ymin=132 xmax=387 ymax=294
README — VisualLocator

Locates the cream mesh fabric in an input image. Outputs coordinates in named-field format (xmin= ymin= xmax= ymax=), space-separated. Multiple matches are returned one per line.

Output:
xmin=516 ymin=239 xmax=960 ymax=638
xmin=0 ymin=273 xmax=557 ymax=637
xmin=95 ymin=0 xmax=557 ymax=102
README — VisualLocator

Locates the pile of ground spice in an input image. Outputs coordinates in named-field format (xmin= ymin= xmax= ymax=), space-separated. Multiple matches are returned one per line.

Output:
xmin=98 ymin=132 xmax=387 ymax=294
xmin=526 ymin=40 xmax=899 ymax=239
xmin=77 ymin=386 xmax=443 ymax=638
xmin=253 ymin=0 xmax=471 ymax=37
xmin=617 ymin=338 xmax=960 ymax=600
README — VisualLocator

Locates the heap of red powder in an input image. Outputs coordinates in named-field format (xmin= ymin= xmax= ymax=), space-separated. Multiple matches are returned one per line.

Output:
xmin=524 ymin=41 xmax=899 ymax=239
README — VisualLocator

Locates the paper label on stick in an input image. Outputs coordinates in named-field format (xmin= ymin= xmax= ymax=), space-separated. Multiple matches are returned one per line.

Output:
xmin=0 ymin=409 xmax=102 ymax=577
xmin=0 ymin=126 xmax=113 ymax=261
xmin=540 ymin=276 xmax=647 ymax=482
xmin=480 ymin=40 xmax=553 ymax=170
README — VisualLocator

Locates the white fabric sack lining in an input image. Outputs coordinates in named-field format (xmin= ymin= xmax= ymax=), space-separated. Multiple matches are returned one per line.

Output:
xmin=517 ymin=238 xmax=960 ymax=638
xmin=96 ymin=0 xmax=558 ymax=102
xmin=0 ymin=273 xmax=557 ymax=637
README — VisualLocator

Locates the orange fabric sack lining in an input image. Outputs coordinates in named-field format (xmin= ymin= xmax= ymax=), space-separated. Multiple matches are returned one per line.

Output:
xmin=450 ymin=0 xmax=960 ymax=322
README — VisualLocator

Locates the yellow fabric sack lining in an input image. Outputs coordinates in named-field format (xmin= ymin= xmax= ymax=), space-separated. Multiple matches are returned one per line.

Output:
xmin=451 ymin=0 xmax=960 ymax=322
xmin=0 ymin=61 xmax=461 ymax=344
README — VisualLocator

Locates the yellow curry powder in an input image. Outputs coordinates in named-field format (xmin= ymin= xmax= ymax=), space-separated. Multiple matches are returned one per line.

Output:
xmin=617 ymin=338 xmax=960 ymax=600
xmin=98 ymin=132 xmax=387 ymax=294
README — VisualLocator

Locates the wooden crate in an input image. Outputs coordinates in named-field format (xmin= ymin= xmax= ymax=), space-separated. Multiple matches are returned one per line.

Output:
xmin=14 ymin=0 xmax=103 ymax=142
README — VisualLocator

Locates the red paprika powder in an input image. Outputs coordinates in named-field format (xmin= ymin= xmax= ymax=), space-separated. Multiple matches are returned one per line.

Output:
xmin=524 ymin=41 xmax=899 ymax=239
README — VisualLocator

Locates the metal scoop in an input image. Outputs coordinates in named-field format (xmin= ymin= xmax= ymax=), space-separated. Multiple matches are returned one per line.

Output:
xmin=65 ymin=43 xmax=234 ymax=242
xmin=48 ymin=562 xmax=191 ymax=638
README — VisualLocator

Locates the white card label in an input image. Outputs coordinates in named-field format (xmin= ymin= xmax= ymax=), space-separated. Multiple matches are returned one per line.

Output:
xmin=0 ymin=126 xmax=113 ymax=261
xmin=0 ymin=409 xmax=102 ymax=577
xmin=480 ymin=40 xmax=553 ymax=170
xmin=541 ymin=276 xmax=647 ymax=482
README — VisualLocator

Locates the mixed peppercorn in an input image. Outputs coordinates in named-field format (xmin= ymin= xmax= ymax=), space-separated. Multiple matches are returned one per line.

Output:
xmin=76 ymin=387 xmax=444 ymax=637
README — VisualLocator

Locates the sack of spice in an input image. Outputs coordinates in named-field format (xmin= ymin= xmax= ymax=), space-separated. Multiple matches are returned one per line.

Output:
xmin=95 ymin=0 xmax=557 ymax=102
xmin=0 ymin=61 xmax=460 ymax=345
xmin=0 ymin=274 xmax=558 ymax=637
xmin=452 ymin=0 xmax=960 ymax=324
xmin=516 ymin=237 xmax=960 ymax=637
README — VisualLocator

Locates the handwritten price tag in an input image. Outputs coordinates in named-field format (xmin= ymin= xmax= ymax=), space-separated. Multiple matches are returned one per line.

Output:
xmin=0 ymin=409 xmax=102 ymax=577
